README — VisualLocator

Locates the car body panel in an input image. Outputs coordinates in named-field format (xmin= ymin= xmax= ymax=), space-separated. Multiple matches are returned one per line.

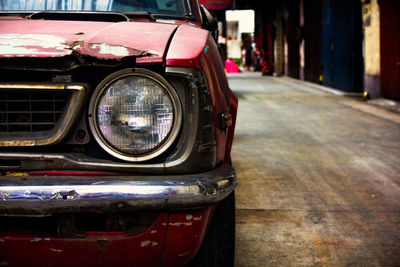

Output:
xmin=0 ymin=0 xmax=237 ymax=265
xmin=0 ymin=209 xmax=214 ymax=266
xmin=167 ymin=25 xmax=236 ymax=163
xmin=0 ymin=18 xmax=177 ymax=62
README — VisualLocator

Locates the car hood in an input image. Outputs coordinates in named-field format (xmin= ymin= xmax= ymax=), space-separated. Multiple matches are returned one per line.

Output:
xmin=0 ymin=18 xmax=178 ymax=62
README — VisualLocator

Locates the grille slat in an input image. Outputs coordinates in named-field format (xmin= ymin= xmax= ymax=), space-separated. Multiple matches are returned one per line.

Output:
xmin=0 ymin=90 xmax=69 ymax=133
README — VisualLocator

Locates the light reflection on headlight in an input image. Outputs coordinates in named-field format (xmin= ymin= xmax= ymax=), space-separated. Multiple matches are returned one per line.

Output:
xmin=89 ymin=69 xmax=182 ymax=162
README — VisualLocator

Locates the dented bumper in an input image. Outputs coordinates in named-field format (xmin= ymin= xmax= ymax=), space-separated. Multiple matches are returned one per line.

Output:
xmin=0 ymin=164 xmax=236 ymax=215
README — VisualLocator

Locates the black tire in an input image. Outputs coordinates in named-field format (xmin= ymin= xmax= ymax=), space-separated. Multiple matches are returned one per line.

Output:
xmin=189 ymin=191 xmax=235 ymax=267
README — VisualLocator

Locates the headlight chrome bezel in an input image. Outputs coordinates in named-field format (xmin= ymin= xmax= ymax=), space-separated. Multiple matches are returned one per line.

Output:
xmin=88 ymin=68 xmax=182 ymax=162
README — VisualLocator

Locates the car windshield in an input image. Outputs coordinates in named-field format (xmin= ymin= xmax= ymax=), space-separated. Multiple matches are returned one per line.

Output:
xmin=0 ymin=0 xmax=190 ymax=16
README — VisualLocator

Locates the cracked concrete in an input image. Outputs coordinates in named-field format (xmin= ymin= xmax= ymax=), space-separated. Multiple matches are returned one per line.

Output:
xmin=229 ymin=73 xmax=400 ymax=266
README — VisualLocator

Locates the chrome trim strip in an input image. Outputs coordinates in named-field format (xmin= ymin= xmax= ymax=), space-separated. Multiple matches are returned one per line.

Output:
xmin=0 ymin=84 xmax=86 ymax=147
xmin=0 ymin=164 xmax=236 ymax=215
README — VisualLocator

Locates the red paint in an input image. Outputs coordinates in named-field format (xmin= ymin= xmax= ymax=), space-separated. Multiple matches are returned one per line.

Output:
xmin=190 ymin=0 xmax=203 ymax=24
xmin=199 ymin=0 xmax=231 ymax=10
xmin=225 ymin=90 xmax=238 ymax=163
xmin=0 ymin=20 xmax=177 ymax=61
xmin=167 ymin=26 xmax=237 ymax=164
xmin=0 ymin=213 xmax=169 ymax=267
xmin=0 ymin=209 xmax=213 ymax=267
xmin=0 ymin=2 xmax=237 ymax=265
xmin=162 ymin=208 xmax=214 ymax=266
xmin=198 ymin=38 xmax=230 ymax=163
xmin=380 ymin=0 xmax=400 ymax=100
xmin=166 ymin=24 xmax=209 ymax=68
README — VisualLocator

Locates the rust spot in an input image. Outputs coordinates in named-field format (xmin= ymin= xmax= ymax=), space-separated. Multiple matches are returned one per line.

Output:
xmin=0 ymin=140 xmax=35 ymax=146
xmin=6 ymin=173 xmax=29 ymax=177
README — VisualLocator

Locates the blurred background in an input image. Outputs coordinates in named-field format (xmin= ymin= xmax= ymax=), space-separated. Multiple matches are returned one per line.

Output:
xmin=200 ymin=0 xmax=400 ymax=101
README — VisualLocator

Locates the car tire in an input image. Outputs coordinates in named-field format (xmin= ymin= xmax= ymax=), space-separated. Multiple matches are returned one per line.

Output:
xmin=190 ymin=191 xmax=235 ymax=267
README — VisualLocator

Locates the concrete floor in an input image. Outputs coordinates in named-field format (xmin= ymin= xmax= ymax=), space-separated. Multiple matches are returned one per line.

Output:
xmin=229 ymin=73 xmax=400 ymax=266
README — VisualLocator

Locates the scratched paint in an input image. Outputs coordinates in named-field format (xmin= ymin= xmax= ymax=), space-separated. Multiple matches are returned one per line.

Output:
xmin=178 ymin=252 xmax=190 ymax=257
xmin=140 ymin=240 xmax=151 ymax=247
xmin=0 ymin=33 xmax=155 ymax=60
xmin=49 ymin=248 xmax=63 ymax=253
xmin=0 ymin=34 xmax=70 ymax=57
xmin=169 ymin=222 xmax=193 ymax=227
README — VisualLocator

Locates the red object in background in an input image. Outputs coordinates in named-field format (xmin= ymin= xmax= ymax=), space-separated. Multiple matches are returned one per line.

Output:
xmin=225 ymin=59 xmax=240 ymax=73
xmin=199 ymin=0 xmax=231 ymax=10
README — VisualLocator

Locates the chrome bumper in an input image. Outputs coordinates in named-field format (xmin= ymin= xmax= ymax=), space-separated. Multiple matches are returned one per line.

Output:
xmin=0 ymin=164 xmax=236 ymax=216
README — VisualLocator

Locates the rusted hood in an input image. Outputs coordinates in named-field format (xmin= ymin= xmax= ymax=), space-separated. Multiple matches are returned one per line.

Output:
xmin=0 ymin=18 xmax=178 ymax=62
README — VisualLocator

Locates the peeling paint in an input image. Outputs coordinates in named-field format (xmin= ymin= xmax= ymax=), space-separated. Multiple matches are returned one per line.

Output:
xmin=193 ymin=216 xmax=203 ymax=221
xmin=150 ymin=230 xmax=157 ymax=234
xmin=141 ymin=240 xmax=151 ymax=247
xmin=152 ymin=242 xmax=158 ymax=247
xmin=90 ymin=43 xmax=131 ymax=57
xmin=30 ymin=238 xmax=42 ymax=242
xmin=186 ymin=214 xmax=193 ymax=220
xmin=0 ymin=34 xmax=70 ymax=57
xmin=146 ymin=50 xmax=159 ymax=56
xmin=0 ymin=33 xmax=154 ymax=61
xmin=49 ymin=248 xmax=63 ymax=253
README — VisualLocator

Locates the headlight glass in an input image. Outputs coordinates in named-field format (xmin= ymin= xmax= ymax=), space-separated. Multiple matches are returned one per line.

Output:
xmin=90 ymin=69 xmax=181 ymax=161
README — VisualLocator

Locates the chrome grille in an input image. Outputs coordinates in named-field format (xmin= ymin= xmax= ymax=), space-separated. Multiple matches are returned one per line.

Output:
xmin=0 ymin=84 xmax=86 ymax=147
xmin=0 ymin=90 xmax=69 ymax=133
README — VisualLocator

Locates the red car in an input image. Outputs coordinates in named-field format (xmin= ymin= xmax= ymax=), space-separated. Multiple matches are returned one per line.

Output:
xmin=0 ymin=0 xmax=238 ymax=266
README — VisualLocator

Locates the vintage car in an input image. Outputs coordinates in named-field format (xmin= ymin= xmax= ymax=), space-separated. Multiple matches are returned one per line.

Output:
xmin=0 ymin=0 xmax=238 ymax=266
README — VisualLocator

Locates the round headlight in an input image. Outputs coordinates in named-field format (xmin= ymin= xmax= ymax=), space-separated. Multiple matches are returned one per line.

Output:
xmin=89 ymin=68 xmax=182 ymax=162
